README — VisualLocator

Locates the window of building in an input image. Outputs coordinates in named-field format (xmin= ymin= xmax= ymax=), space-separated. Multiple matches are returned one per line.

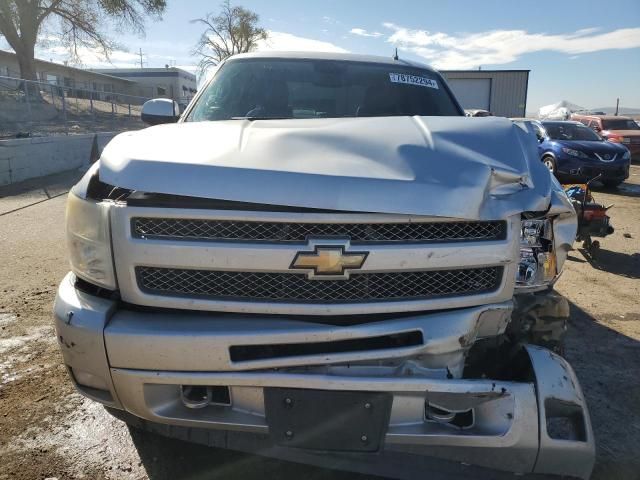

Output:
xmin=157 ymin=86 xmax=166 ymax=96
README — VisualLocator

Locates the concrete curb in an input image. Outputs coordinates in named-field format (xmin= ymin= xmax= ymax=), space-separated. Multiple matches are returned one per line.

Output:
xmin=0 ymin=132 xmax=117 ymax=186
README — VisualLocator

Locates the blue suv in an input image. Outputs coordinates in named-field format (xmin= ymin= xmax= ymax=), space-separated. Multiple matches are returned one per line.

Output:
xmin=529 ymin=120 xmax=630 ymax=187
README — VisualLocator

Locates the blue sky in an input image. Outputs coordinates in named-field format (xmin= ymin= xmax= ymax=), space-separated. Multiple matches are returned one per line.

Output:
xmin=2 ymin=0 xmax=639 ymax=111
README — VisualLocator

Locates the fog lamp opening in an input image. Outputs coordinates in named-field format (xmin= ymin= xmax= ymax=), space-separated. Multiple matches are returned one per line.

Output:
xmin=424 ymin=402 xmax=474 ymax=429
xmin=545 ymin=398 xmax=587 ymax=442
xmin=180 ymin=385 xmax=231 ymax=409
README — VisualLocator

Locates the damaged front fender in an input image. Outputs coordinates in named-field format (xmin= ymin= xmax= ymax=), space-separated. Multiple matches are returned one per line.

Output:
xmin=548 ymin=176 xmax=578 ymax=271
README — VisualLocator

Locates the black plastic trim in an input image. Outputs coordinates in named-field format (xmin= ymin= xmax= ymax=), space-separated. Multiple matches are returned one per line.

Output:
xmin=230 ymin=331 xmax=423 ymax=362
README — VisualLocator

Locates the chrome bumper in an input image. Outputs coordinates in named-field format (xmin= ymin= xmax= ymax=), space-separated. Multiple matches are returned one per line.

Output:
xmin=54 ymin=273 xmax=595 ymax=479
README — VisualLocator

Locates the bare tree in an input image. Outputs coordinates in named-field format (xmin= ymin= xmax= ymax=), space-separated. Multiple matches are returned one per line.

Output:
xmin=191 ymin=1 xmax=267 ymax=74
xmin=0 ymin=0 xmax=166 ymax=81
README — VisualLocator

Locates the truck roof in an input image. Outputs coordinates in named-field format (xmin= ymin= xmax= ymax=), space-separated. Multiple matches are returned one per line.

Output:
xmin=227 ymin=51 xmax=437 ymax=72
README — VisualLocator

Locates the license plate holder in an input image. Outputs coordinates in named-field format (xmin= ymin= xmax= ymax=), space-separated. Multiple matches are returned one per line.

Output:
xmin=264 ymin=388 xmax=392 ymax=452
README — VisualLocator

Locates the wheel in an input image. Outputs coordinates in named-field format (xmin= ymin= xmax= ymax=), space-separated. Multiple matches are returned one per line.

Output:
xmin=602 ymin=179 xmax=623 ymax=188
xmin=542 ymin=156 xmax=557 ymax=175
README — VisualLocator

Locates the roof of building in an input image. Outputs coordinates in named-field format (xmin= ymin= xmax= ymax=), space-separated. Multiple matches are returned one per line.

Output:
xmin=93 ymin=67 xmax=196 ymax=80
xmin=0 ymin=49 xmax=137 ymax=83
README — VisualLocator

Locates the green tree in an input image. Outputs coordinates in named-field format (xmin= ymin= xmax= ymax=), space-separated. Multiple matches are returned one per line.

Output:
xmin=192 ymin=0 xmax=267 ymax=74
xmin=0 ymin=0 xmax=167 ymax=80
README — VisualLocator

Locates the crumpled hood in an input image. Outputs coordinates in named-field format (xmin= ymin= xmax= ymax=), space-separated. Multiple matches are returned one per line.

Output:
xmin=99 ymin=116 xmax=555 ymax=220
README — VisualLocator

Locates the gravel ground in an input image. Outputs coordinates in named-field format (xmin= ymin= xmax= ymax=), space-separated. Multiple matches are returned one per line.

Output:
xmin=0 ymin=165 xmax=638 ymax=480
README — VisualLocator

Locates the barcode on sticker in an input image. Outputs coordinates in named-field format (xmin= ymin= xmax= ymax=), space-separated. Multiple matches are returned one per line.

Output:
xmin=389 ymin=73 xmax=438 ymax=89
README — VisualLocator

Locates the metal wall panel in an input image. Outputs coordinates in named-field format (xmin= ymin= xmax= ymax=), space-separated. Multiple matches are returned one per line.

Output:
xmin=447 ymin=78 xmax=492 ymax=110
xmin=441 ymin=70 xmax=529 ymax=118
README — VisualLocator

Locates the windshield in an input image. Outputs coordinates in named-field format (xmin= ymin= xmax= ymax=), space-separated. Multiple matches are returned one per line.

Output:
xmin=602 ymin=119 xmax=640 ymax=130
xmin=543 ymin=122 xmax=602 ymax=141
xmin=186 ymin=58 xmax=461 ymax=121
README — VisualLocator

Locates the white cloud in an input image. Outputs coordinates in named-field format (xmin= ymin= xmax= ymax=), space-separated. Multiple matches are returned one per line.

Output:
xmin=38 ymin=44 xmax=141 ymax=67
xmin=174 ymin=64 xmax=198 ymax=74
xmin=258 ymin=31 xmax=348 ymax=53
xmin=0 ymin=36 xmax=197 ymax=71
xmin=322 ymin=16 xmax=341 ymax=25
xmin=382 ymin=23 xmax=640 ymax=69
xmin=4 ymin=30 xmax=346 ymax=81
xmin=350 ymin=28 xmax=383 ymax=38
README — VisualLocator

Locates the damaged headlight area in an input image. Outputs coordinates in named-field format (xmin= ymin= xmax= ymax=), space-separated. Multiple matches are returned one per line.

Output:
xmin=66 ymin=192 xmax=116 ymax=289
xmin=516 ymin=218 xmax=557 ymax=290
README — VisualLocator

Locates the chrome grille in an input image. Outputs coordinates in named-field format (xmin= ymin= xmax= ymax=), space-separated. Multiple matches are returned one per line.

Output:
xmin=132 ymin=218 xmax=506 ymax=243
xmin=136 ymin=266 xmax=502 ymax=303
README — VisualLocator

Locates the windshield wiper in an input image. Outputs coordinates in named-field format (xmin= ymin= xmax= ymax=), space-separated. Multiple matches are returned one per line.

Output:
xmin=230 ymin=116 xmax=291 ymax=121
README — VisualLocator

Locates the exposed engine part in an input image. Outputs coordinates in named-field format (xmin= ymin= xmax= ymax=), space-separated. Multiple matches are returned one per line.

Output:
xmin=510 ymin=290 xmax=570 ymax=354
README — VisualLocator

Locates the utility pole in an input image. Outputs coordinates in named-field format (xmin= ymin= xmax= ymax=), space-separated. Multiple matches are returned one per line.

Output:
xmin=615 ymin=98 xmax=619 ymax=116
xmin=138 ymin=48 xmax=145 ymax=69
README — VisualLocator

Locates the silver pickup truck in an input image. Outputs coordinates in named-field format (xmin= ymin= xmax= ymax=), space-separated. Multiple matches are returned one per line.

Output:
xmin=54 ymin=52 xmax=594 ymax=478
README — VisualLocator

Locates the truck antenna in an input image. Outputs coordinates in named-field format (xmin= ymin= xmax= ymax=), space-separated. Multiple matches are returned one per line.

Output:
xmin=393 ymin=48 xmax=399 ymax=61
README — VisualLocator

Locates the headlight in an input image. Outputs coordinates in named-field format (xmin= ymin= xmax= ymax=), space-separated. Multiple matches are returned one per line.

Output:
xmin=561 ymin=147 xmax=589 ymax=159
xmin=66 ymin=192 xmax=116 ymax=289
xmin=623 ymin=150 xmax=631 ymax=160
xmin=516 ymin=219 xmax=557 ymax=289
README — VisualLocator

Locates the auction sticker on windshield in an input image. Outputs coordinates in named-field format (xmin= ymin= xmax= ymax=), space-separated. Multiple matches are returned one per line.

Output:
xmin=389 ymin=73 xmax=438 ymax=89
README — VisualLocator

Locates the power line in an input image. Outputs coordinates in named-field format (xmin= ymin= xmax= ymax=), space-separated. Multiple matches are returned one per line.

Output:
xmin=138 ymin=48 xmax=145 ymax=68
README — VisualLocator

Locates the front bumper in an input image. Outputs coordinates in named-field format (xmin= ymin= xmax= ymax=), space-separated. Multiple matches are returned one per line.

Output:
xmin=556 ymin=157 xmax=630 ymax=181
xmin=54 ymin=273 xmax=595 ymax=479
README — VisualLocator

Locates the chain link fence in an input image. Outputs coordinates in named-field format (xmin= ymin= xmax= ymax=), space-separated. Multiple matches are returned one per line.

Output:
xmin=0 ymin=75 xmax=152 ymax=139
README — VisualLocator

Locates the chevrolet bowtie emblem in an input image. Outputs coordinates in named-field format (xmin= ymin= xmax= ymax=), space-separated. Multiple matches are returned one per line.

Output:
xmin=291 ymin=246 xmax=368 ymax=279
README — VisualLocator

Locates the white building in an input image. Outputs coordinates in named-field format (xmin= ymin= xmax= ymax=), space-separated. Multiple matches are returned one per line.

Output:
xmin=92 ymin=67 xmax=197 ymax=106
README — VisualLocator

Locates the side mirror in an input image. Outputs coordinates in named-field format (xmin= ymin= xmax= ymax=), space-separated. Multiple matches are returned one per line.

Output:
xmin=141 ymin=98 xmax=180 ymax=125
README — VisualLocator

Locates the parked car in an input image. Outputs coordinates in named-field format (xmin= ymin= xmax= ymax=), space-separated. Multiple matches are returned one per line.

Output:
xmin=465 ymin=108 xmax=493 ymax=117
xmin=54 ymin=52 xmax=592 ymax=479
xmin=525 ymin=119 xmax=630 ymax=187
xmin=571 ymin=113 xmax=640 ymax=159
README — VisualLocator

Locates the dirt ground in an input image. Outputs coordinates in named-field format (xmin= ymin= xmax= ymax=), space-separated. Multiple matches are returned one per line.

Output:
xmin=0 ymin=165 xmax=638 ymax=480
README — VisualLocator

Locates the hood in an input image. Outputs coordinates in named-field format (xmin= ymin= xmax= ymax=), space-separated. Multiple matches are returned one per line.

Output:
xmin=555 ymin=139 xmax=627 ymax=154
xmin=99 ymin=116 xmax=554 ymax=220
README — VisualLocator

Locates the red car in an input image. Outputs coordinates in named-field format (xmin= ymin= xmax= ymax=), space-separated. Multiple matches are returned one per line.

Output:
xmin=571 ymin=114 xmax=640 ymax=159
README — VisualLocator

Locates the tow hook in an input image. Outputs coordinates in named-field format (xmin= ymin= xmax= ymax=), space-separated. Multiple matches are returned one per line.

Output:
xmin=180 ymin=385 xmax=232 ymax=409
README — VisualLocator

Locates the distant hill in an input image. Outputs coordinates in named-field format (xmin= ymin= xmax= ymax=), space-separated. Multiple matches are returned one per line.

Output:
xmin=591 ymin=107 xmax=640 ymax=116
xmin=526 ymin=106 xmax=640 ymax=119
